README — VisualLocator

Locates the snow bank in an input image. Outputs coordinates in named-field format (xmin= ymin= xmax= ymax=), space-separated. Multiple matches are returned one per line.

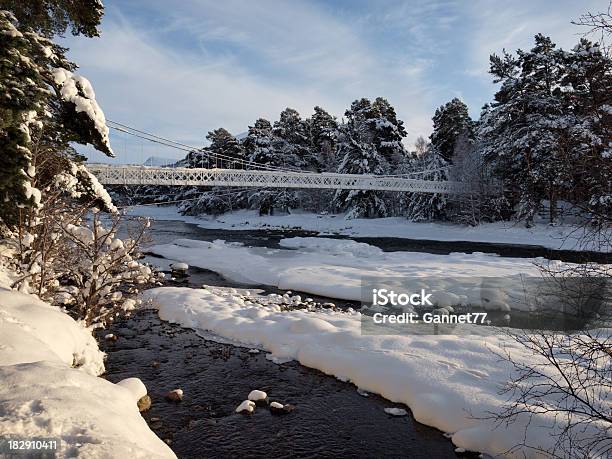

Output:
xmin=116 ymin=377 xmax=148 ymax=403
xmin=0 ymin=289 xmax=104 ymax=374
xmin=144 ymin=285 xmax=609 ymax=458
xmin=0 ymin=275 xmax=175 ymax=458
xmin=0 ymin=362 xmax=173 ymax=458
xmin=128 ymin=205 xmax=610 ymax=252
xmin=150 ymin=237 xmax=544 ymax=311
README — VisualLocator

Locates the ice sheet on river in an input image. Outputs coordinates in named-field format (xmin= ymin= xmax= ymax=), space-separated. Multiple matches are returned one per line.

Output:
xmin=150 ymin=236 xmax=554 ymax=311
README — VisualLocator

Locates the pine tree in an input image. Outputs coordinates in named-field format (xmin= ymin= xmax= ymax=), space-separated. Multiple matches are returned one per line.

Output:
xmin=243 ymin=118 xmax=278 ymax=166
xmin=333 ymin=112 xmax=388 ymax=219
xmin=405 ymin=148 xmax=450 ymax=222
xmin=176 ymin=128 xmax=247 ymax=215
xmin=371 ymin=97 xmax=408 ymax=168
xmin=206 ymin=127 xmax=245 ymax=168
xmin=560 ymin=39 xmax=612 ymax=222
xmin=481 ymin=35 xmax=575 ymax=225
xmin=309 ymin=106 xmax=338 ymax=171
xmin=272 ymin=108 xmax=313 ymax=169
xmin=342 ymin=97 xmax=408 ymax=171
xmin=0 ymin=10 xmax=113 ymax=227
xmin=0 ymin=0 xmax=104 ymax=37
xmin=430 ymin=98 xmax=473 ymax=163
xmin=242 ymin=118 xmax=284 ymax=215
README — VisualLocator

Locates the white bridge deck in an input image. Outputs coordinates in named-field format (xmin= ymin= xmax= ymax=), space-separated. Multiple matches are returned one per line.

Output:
xmin=87 ymin=164 xmax=466 ymax=194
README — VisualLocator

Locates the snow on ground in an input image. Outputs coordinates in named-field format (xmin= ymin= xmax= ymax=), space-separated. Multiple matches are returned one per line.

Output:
xmin=143 ymin=285 xmax=610 ymax=458
xmin=0 ymin=289 xmax=105 ymax=375
xmin=128 ymin=205 xmax=610 ymax=252
xmin=150 ymin=237 xmax=551 ymax=311
xmin=0 ymin=267 xmax=175 ymax=458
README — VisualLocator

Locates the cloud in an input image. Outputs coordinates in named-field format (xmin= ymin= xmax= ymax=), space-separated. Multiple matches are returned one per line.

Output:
xmin=63 ymin=0 xmax=602 ymax=163
xmin=465 ymin=0 xmax=604 ymax=78
xmin=63 ymin=0 xmax=446 ymax=162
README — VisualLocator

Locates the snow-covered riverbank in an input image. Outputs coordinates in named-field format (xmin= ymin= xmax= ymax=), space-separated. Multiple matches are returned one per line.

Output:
xmin=0 ymin=266 xmax=175 ymax=458
xmin=128 ymin=205 xmax=610 ymax=252
xmin=143 ymin=285 xmax=611 ymax=458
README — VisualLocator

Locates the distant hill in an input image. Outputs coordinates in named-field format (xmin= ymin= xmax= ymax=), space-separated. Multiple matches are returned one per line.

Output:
xmin=235 ymin=131 xmax=248 ymax=140
xmin=143 ymin=156 xmax=177 ymax=167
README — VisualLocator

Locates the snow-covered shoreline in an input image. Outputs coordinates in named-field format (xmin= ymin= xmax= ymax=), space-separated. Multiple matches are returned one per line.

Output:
xmin=143 ymin=285 xmax=611 ymax=458
xmin=0 ymin=266 xmax=175 ymax=458
xmin=128 ymin=205 xmax=610 ymax=253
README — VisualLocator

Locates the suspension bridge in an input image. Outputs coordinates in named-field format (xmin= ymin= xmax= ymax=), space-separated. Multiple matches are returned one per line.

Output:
xmin=86 ymin=121 xmax=467 ymax=194
xmin=86 ymin=164 xmax=464 ymax=193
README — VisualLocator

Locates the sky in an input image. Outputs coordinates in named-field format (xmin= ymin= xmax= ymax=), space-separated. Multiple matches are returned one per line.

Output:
xmin=63 ymin=0 xmax=606 ymax=164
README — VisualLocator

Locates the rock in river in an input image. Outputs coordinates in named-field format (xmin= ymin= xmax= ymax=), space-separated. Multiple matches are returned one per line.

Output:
xmin=165 ymin=388 xmax=184 ymax=402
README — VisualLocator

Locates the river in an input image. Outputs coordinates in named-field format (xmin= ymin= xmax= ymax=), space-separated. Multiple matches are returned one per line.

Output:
xmin=102 ymin=216 xmax=605 ymax=458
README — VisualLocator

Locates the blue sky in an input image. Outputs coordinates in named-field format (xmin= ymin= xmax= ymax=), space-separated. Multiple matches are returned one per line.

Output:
xmin=63 ymin=0 xmax=606 ymax=164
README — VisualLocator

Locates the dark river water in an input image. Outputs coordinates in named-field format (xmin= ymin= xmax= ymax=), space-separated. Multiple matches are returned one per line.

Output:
xmin=140 ymin=218 xmax=610 ymax=263
xmin=97 ymin=310 xmax=464 ymax=458
xmin=103 ymin=216 xmax=607 ymax=458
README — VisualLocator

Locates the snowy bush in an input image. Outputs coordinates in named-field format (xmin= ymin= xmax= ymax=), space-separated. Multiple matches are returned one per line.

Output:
xmin=10 ymin=204 xmax=155 ymax=326
xmin=54 ymin=210 xmax=155 ymax=325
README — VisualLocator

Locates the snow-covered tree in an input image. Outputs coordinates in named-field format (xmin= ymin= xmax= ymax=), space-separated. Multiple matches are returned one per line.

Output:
xmin=270 ymin=108 xmax=314 ymax=211
xmin=430 ymin=98 xmax=473 ymax=163
xmin=0 ymin=0 xmax=104 ymax=37
xmin=7 ymin=156 xmax=157 ymax=326
xmin=559 ymin=39 xmax=612 ymax=223
xmin=0 ymin=4 xmax=159 ymax=327
xmin=405 ymin=148 xmax=450 ymax=222
xmin=177 ymin=128 xmax=248 ymax=214
xmin=0 ymin=10 xmax=113 ymax=227
xmin=243 ymin=118 xmax=277 ymax=166
xmin=333 ymin=109 xmax=388 ymax=218
xmin=449 ymin=129 xmax=509 ymax=224
xmin=309 ymin=105 xmax=338 ymax=171
xmin=206 ymin=127 xmax=245 ymax=168
xmin=479 ymin=34 xmax=611 ymax=225
xmin=53 ymin=211 xmax=157 ymax=326
xmin=241 ymin=118 xmax=280 ymax=214
xmin=371 ymin=97 xmax=408 ymax=168
xmin=342 ymin=97 xmax=408 ymax=171
xmin=480 ymin=36 xmax=562 ymax=225
xmin=272 ymin=107 xmax=313 ymax=169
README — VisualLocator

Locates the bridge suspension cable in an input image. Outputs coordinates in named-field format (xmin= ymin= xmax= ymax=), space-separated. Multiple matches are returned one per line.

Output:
xmin=107 ymin=120 xmax=304 ymax=173
xmin=105 ymin=120 xmax=441 ymax=179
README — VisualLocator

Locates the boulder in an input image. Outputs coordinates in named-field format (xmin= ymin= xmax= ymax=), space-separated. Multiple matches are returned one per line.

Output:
xmin=270 ymin=402 xmax=295 ymax=415
xmin=137 ymin=395 xmax=152 ymax=412
xmin=247 ymin=389 xmax=268 ymax=406
xmin=165 ymin=389 xmax=183 ymax=402
xmin=235 ymin=400 xmax=255 ymax=414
